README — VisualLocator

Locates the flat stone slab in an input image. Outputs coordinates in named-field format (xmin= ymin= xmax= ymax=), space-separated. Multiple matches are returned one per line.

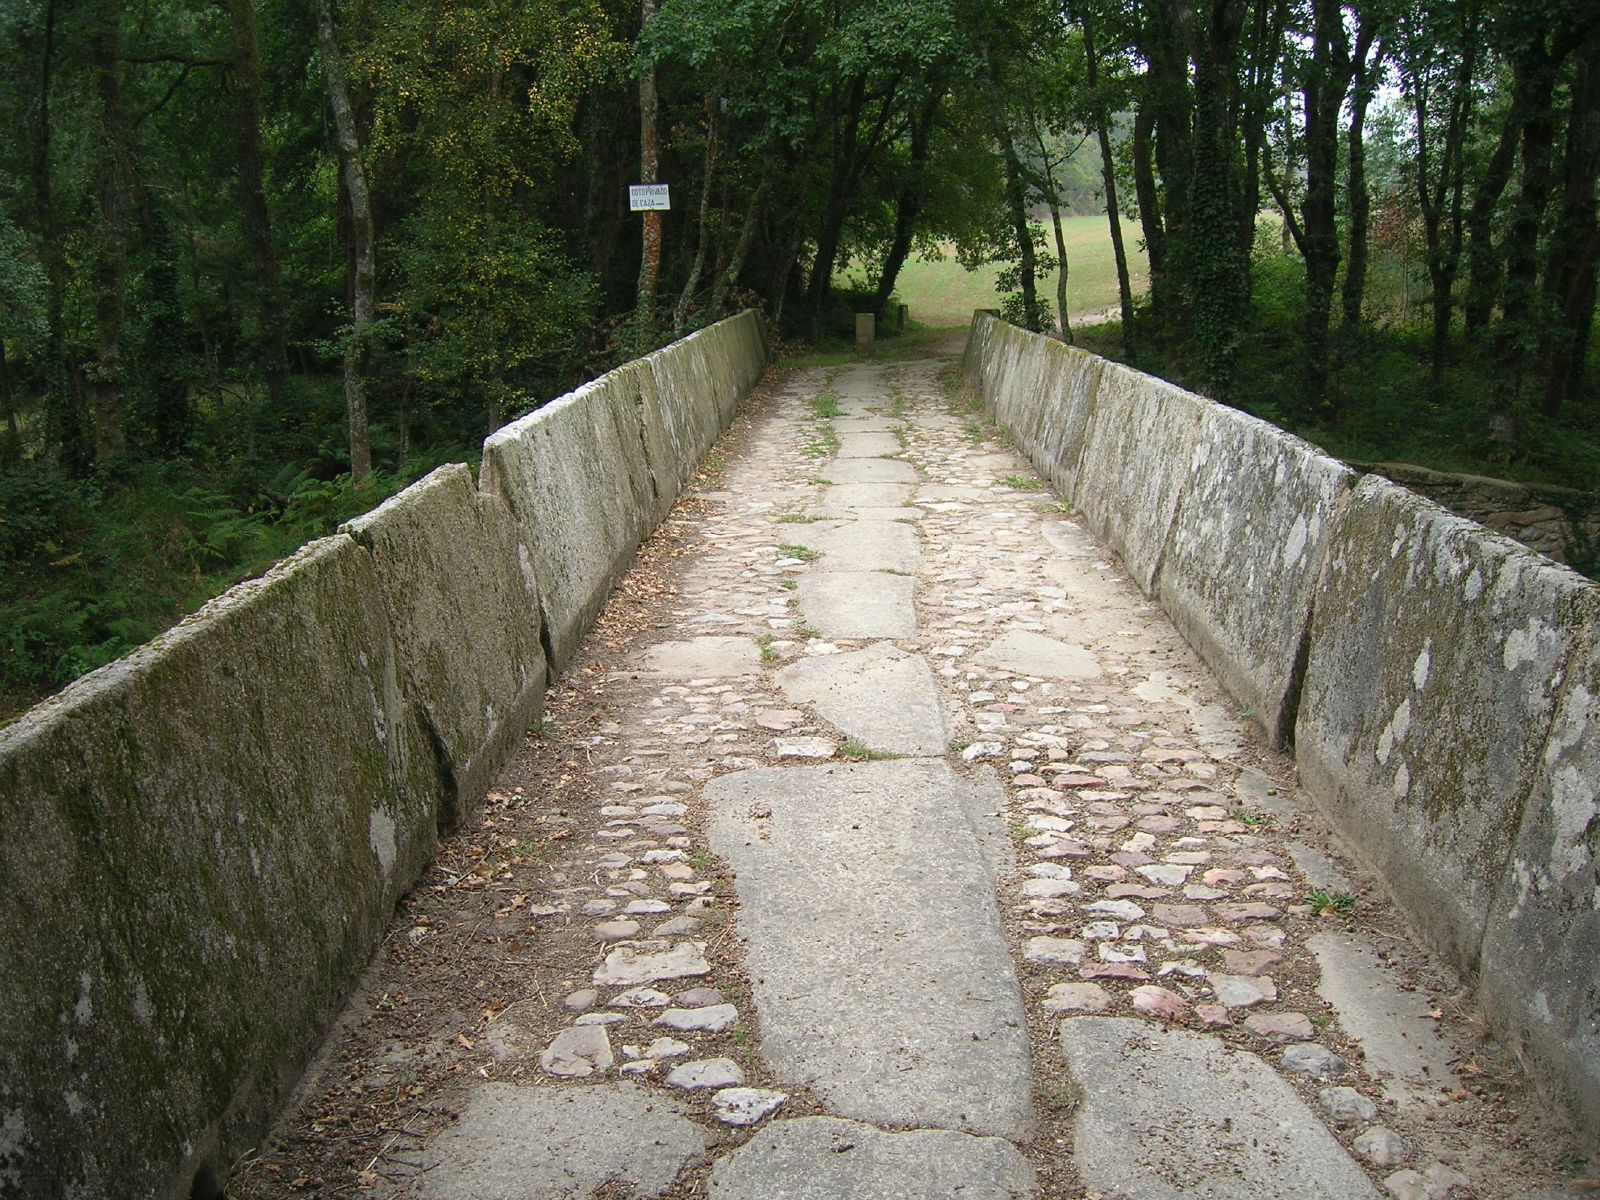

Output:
xmin=1309 ymin=932 xmax=1459 ymax=1103
xmin=712 ymin=1088 xmax=789 ymax=1126
xmin=594 ymin=942 xmax=711 ymax=987
xmin=539 ymin=1024 xmax=614 ymax=1076
xmin=836 ymin=431 xmax=904 ymax=457
xmin=967 ymin=452 xmax=1027 ymax=472
xmin=830 ymin=417 xmax=896 ymax=433
xmin=777 ymin=643 xmax=947 ymax=755
xmin=783 ymin=521 xmax=921 ymax=575
xmin=820 ymin=482 xmax=916 ymax=510
xmin=798 ymin=573 xmax=915 ymax=639
xmin=810 ymin=506 xmax=924 ymax=523
xmin=1058 ymin=1017 xmax=1381 ymax=1199
xmin=639 ymin=636 xmax=761 ymax=677
xmin=705 ymin=761 xmax=1032 ymax=1137
xmin=707 ymin=1117 xmax=1036 ymax=1199
xmin=416 ymin=1082 xmax=708 ymax=1199
xmin=976 ymin=630 xmax=1101 ymax=680
xmin=822 ymin=458 xmax=920 ymax=484
xmin=915 ymin=484 xmax=991 ymax=503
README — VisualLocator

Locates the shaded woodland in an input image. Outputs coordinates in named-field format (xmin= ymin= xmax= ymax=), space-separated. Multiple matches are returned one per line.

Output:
xmin=1 ymin=0 xmax=1596 ymax=714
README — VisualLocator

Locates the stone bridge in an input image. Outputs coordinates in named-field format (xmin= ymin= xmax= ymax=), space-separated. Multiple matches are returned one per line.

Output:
xmin=0 ymin=312 xmax=1594 ymax=1198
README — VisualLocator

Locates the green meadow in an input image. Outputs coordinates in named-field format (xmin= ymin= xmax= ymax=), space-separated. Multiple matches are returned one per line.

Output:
xmin=847 ymin=214 xmax=1149 ymax=329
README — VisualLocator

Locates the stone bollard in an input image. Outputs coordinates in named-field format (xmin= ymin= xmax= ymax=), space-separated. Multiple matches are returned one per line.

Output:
xmin=855 ymin=313 xmax=875 ymax=357
xmin=897 ymin=303 xmax=909 ymax=332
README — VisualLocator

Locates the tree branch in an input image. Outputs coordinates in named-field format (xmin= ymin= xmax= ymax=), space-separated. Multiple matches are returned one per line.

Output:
xmin=123 ymin=52 xmax=233 ymax=67
xmin=1261 ymin=154 xmax=1308 ymax=253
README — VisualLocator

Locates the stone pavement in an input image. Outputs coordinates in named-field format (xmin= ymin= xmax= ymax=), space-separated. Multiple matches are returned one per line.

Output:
xmin=253 ymin=341 xmax=1588 ymax=1199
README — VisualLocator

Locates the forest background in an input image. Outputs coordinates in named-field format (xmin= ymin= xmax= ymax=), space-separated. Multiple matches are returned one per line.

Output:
xmin=1 ymin=0 xmax=1596 ymax=720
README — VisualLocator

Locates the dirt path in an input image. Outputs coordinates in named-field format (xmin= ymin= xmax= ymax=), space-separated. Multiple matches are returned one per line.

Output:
xmin=229 ymin=343 xmax=1590 ymax=1199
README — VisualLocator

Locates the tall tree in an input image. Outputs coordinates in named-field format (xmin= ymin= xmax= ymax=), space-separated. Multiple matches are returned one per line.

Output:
xmin=1392 ymin=0 xmax=1481 ymax=392
xmin=1535 ymin=24 xmax=1600 ymax=417
xmin=316 ymin=0 xmax=372 ymax=483
xmin=1491 ymin=2 xmax=1582 ymax=429
xmin=636 ymin=0 xmax=662 ymax=350
xmin=227 ymin=0 xmax=289 ymax=405
xmin=872 ymin=91 xmax=943 ymax=323
xmin=1076 ymin=1 xmax=1135 ymax=340
xmin=1269 ymin=0 xmax=1380 ymax=409
xmin=1341 ymin=34 xmax=1384 ymax=325
xmin=1183 ymin=0 xmax=1251 ymax=394
xmin=88 ymin=0 xmax=131 ymax=465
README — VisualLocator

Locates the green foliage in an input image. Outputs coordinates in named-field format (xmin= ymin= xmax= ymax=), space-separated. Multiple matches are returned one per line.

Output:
xmin=394 ymin=211 xmax=596 ymax=429
xmin=1561 ymin=498 xmax=1600 ymax=580
xmin=1120 ymin=253 xmax=1600 ymax=500
xmin=808 ymin=389 xmax=843 ymax=419
xmin=0 ymin=451 xmax=464 ymax=720
xmin=838 ymin=737 xmax=900 ymax=761
xmin=1305 ymin=888 xmax=1358 ymax=916
xmin=0 ymin=215 xmax=46 ymax=349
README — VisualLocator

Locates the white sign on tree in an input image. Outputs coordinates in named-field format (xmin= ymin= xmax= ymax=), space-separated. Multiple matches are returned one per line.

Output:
xmin=629 ymin=184 xmax=671 ymax=211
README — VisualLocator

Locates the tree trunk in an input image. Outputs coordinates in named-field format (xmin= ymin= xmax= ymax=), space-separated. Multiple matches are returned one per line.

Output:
xmin=1494 ymin=46 xmax=1564 ymax=421
xmin=1538 ymin=29 xmax=1600 ymax=417
xmin=673 ymin=99 xmax=717 ymax=335
xmin=1185 ymin=0 xmax=1250 ymax=396
xmin=89 ymin=0 xmax=129 ymax=466
xmin=1238 ymin=0 xmax=1289 ymax=301
xmin=1132 ymin=104 xmax=1166 ymax=336
xmin=0 ymin=341 xmax=20 ymax=466
xmin=1280 ymin=85 xmax=1293 ymax=254
xmin=1298 ymin=6 xmax=1374 ymax=409
xmin=1341 ymin=38 xmax=1380 ymax=325
xmin=316 ymin=0 xmax=372 ymax=484
xmin=873 ymin=93 xmax=941 ymax=322
xmin=999 ymin=126 xmax=1040 ymax=330
xmin=1050 ymin=202 xmax=1071 ymax=342
xmin=635 ymin=0 xmax=661 ymax=351
xmin=1136 ymin=0 xmax=1191 ymax=349
xmin=710 ymin=170 xmax=771 ymax=318
xmin=26 ymin=0 xmax=84 ymax=471
xmin=1403 ymin=9 xmax=1478 ymax=396
xmin=228 ymin=0 xmax=289 ymax=405
xmin=1081 ymin=9 xmax=1135 ymax=341
xmin=1462 ymin=104 xmax=1522 ymax=335
xmin=803 ymin=76 xmax=868 ymax=337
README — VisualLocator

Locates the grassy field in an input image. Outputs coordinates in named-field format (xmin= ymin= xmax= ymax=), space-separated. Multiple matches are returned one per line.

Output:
xmin=842 ymin=214 xmax=1148 ymax=329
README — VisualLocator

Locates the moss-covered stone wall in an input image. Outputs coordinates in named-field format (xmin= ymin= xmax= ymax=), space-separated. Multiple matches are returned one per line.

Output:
xmin=965 ymin=310 xmax=1599 ymax=1148
xmin=0 ymin=311 xmax=769 ymax=1198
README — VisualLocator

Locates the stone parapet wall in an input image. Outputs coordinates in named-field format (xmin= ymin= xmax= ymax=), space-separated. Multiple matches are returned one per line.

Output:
xmin=1351 ymin=460 xmax=1598 ymax=573
xmin=0 ymin=311 xmax=768 ymax=1199
xmin=964 ymin=312 xmax=1599 ymax=1149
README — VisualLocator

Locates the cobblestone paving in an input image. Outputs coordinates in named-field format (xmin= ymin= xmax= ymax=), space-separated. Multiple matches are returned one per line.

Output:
xmin=238 ymin=343 xmax=1589 ymax=1200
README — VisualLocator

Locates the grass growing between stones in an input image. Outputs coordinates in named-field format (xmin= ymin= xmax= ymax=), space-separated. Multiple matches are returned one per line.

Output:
xmin=803 ymin=422 xmax=841 ymax=458
xmin=776 ymin=513 xmax=828 ymax=523
xmin=999 ymin=474 xmax=1043 ymax=490
xmin=776 ymin=544 xmax=820 ymax=561
xmin=776 ymin=323 xmax=955 ymax=368
xmin=1306 ymin=888 xmax=1358 ymax=916
xmin=808 ymin=389 xmax=843 ymax=419
xmin=838 ymin=738 xmax=902 ymax=762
